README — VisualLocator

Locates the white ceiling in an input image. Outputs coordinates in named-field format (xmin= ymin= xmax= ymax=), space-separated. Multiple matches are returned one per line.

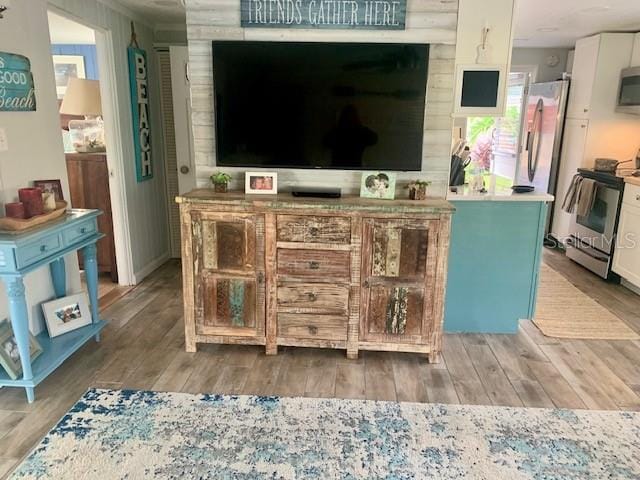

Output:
xmin=515 ymin=0 xmax=640 ymax=48
xmin=48 ymin=11 xmax=95 ymax=44
xmin=107 ymin=0 xmax=639 ymax=48
xmin=114 ymin=0 xmax=186 ymax=25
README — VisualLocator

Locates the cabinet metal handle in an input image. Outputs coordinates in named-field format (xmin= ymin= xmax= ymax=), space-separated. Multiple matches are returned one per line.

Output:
xmin=40 ymin=245 xmax=47 ymax=252
xmin=309 ymin=226 xmax=319 ymax=236
xmin=307 ymin=292 xmax=317 ymax=301
xmin=363 ymin=280 xmax=370 ymax=288
xmin=257 ymin=272 xmax=265 ymax=284
xmin=308 ymin=325 xmax=318 ymax=335
xmin=583 ymin=108 xmax=588 ymax=113
xmin=636 ymin=195 xmax=640 ymax=201
xmin=308 ymin=261 xmax=320 ymax=270
xmin=80 ymin=227 xmax=87 ymax=234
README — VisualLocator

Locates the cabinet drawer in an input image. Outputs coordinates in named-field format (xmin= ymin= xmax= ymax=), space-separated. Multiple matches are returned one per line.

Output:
xmin=17 ymin=233 xmax=62 ymax=268
xmin=277 ymin=283 xmax=349 ymax=313
xmin=623 ymin=183 xmax=640 ymax=208
xmin=277 ymin=249 xmax=350 ymax=280
xmin=277 ymin=215 xmax=351 ymax=244
xmin=277 ymin=313 xmax=347 ymax=341
xmin=63 ymin=219 xmax=97 ymax=245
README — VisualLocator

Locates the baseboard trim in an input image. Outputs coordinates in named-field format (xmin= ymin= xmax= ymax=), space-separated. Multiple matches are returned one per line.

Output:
xmin=133 ymin=251 xmax=171 ymax=285
xmin=621 ymin=278 xmax=640 ymax=297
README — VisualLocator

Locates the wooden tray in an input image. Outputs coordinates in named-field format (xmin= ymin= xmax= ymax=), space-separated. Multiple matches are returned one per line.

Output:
xmin=0 ymin=201 xmax=68 ymax=233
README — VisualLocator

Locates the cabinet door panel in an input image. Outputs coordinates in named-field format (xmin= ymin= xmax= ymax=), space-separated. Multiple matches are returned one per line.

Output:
xmin=367 ymin=285 xmax=424 ymax=336
xmin=613 ymin=204 xmax=640 ymax=287
xmin=371 ymin=226 xmax=429 ymax=279
xmin=198 ymin=214 xmax=256 ymax=272
xmin=200 ymin=275 xmax=257 ymax=329
xmin=361 ymin=218 xmax=437 ymax=345
xmin=192 ymin=212 xmax=265 ymax=338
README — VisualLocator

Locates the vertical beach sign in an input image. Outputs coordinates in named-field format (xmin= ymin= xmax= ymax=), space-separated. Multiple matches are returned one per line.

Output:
xmin=128 ymin=30 xmax=153 ymax=182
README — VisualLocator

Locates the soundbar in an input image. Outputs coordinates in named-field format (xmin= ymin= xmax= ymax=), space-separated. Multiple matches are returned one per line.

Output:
xmin=291 ymin=187 xmax=342 ymax=198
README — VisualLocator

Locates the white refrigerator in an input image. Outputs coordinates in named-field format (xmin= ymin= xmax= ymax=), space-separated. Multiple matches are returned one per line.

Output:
xmin=515 ymin=80 xmax=570 ymax=232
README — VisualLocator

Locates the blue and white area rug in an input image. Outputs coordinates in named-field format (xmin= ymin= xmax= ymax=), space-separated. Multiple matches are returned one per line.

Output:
xmin=12 ymin=389 xmax=640 ymax=479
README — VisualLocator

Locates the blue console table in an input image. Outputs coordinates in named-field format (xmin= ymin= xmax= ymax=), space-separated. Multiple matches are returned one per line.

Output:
xmin=0 ymin=209 xmax=106 ymax=403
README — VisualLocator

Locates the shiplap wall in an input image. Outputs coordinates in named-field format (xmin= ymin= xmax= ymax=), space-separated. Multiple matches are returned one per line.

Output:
xmin=185 ymin=0 xmax=458 ymax=198
xmin=49 ymin=0 xmax=170 ymax=280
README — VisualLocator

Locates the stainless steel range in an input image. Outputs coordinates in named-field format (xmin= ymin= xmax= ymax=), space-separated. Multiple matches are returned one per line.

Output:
xmin=566 ymin=168 xmax=624 ymax=281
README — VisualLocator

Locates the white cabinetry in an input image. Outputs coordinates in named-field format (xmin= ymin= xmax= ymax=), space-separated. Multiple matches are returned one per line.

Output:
xmin=551 ymin=33 xmax=639 ymax=243
xmin=613 ymin=183 xmax=640 ymax=287
xmin=566 ymin=35 xmax=599 ymax=120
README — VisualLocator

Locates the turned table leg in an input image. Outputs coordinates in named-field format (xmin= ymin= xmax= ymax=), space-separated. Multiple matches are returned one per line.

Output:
xmin=3 ymin=276 xmax=35 ymax=403
xmin=49 ymin=257 xmax=66 ymax=299
xmin=82 ymin=243 xmax=101 ymax=342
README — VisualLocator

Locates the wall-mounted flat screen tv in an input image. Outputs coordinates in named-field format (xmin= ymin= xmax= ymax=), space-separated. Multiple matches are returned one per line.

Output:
xmin=212 ymin=41 xmax=429 ymax=171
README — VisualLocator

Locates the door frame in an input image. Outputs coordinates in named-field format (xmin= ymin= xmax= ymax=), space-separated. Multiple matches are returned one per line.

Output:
xmin=47 ymin=6 xmax=135 ymax=285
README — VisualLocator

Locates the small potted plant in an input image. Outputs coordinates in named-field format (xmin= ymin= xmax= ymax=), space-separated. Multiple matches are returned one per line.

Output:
xmin=405 ymin=180 xmax=431 ymax=200
xmin=210 ymin=172 xmax=232 ymax=193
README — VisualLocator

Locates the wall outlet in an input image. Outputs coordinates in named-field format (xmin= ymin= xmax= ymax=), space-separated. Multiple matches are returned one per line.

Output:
xmin=0 ymin=128 xmax=8 ymax=152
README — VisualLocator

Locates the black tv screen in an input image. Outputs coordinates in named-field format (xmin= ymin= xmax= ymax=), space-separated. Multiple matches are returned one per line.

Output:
xmin=212 ymin=41 xmax=429 ymax=170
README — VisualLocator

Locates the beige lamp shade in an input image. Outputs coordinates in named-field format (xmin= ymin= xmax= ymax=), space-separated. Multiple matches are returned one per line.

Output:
xmin=59 ymin=78 xmax=102 ymax=116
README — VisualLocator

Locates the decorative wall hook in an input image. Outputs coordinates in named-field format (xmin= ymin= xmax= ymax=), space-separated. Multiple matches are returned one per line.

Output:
xmin=0 ymin=5 xmax=8 ymax=19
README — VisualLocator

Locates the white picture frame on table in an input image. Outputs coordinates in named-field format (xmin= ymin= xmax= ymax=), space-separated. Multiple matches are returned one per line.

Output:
xmin=52 ymin=54 xmax=86 ymax=99
xmin=42 ymin=293 xmax=92 ymax=338
xmin=245 ymin=172 xmax=278 ymax=194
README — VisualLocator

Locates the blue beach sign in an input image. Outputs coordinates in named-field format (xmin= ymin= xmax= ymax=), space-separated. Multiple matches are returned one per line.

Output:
xmin=0 ymin=52 xmax=36 ymax=112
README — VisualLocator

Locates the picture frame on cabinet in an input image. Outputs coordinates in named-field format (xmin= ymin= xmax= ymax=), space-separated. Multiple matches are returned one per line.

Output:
xmin=33 ymin=179 xmax=64 ymax=202
xmin=245 ymin=172 xmax=278 ymax=194
xmin=42 ymin=293 xmax=92 ymax=338
xmin=0 ymin=319 xmax=43 ymax=380
xmin=360 ymin=171 xmax=397 ymax=199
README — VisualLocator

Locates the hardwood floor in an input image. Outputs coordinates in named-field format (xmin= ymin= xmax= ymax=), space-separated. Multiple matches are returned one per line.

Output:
xmin=2 ymin=251 xmax=640 ymax=476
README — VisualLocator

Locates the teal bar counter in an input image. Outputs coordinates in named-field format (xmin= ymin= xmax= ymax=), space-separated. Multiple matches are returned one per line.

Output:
xmin=444 ymin=190 xmax=552 ymax=334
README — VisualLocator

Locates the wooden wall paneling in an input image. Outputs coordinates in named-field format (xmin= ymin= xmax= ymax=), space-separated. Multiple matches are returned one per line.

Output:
xmin=184 ymin=0 xmax=459 ymax=194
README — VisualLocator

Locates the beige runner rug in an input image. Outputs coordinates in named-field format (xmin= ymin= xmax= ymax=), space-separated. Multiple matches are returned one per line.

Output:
xmin=533 ymin=264 xmax=640 ymax=340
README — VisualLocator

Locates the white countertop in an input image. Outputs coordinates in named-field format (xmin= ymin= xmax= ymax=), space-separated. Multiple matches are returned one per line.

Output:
xmin=447 ymin=186 xmax=554 ymax=202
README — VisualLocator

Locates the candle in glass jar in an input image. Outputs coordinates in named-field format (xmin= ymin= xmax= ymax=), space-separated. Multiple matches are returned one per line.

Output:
xmin=42 ymin=192 xmax=57 ymax=212
xmin=18 ymin=187 xmax=44 ymax=218
xmin=5 ymin=202 xmax=26 ymax=219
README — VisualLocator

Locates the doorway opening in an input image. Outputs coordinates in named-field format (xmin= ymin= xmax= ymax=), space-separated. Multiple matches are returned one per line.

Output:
xmin=47 ymin=9 xmax=134 ymax=307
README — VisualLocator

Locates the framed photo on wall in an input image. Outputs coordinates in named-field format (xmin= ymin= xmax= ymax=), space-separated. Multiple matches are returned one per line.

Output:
xmin=52 ymin=54 xmax=86 ymax=99
xmin=0 ymin=319 xmax=43 ymax=380
xmin=42 ymin=293 xmax=92 ymax=338
xmin=245 ymin=172 xmax=278 ymax=194
xmin=360 ymin=171 xmax=397 ymax=200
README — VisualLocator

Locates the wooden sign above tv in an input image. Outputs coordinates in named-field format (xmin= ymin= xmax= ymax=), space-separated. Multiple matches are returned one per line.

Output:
xmin=241 ymin=0 xmax=407 ymax=29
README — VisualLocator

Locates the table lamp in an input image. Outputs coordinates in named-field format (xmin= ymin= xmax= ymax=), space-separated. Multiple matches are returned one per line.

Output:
xmin=59 ymin=78 xmax=106 ymax=153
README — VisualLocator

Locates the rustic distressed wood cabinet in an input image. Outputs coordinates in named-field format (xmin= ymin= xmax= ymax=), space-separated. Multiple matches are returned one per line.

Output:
xmin=177 ymin=191 xmax=453 ymax=362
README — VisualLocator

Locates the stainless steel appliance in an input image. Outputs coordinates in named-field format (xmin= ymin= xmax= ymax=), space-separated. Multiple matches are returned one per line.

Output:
xmin=566 ymin=169 xmax=624 ymax=281
xmin=616 ymin=66 xmax=640 ymax=115
xmin=515 ymin=80 xmax=570 ymax=233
